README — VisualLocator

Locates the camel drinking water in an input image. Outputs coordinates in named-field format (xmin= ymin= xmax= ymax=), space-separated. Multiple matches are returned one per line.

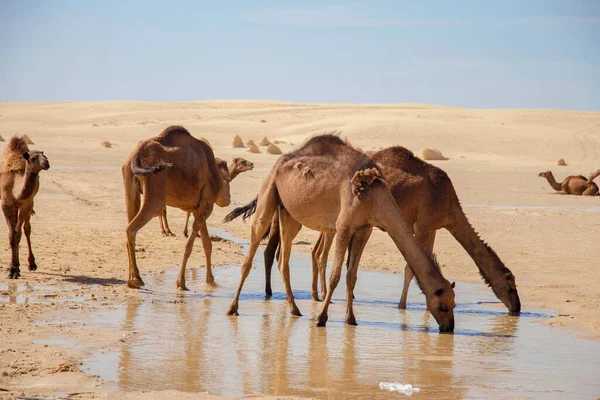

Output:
xmin=122 ymin=125 xmax=232 ymax=290
xmin=1 ymin=136 xmax=50 ymax=279
xmin=225 ymin=134 xmax=455 ymax=333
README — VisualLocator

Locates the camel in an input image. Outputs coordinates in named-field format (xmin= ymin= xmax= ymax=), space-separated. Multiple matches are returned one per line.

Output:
xmin=251 ymin=146 xmax=521 ymax=314
xmin=1 ymin=136 xmax=50 ymax=278
xmin=589 ymin=169 xmax=600 ymax=183
xmin=225 ymin=134 xmax=456 ymax=332
xmin=538 ymin=170 xmax=599 ymax=196
xmin=122 ymin=125 xmax=231 ymax=290
xmin=157 ymin=157 xmax=254 ymax=237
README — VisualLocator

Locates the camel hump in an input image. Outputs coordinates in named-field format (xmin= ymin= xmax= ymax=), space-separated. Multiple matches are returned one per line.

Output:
xmin=6 ymin=136 xmax=31 ymax=154
xmin=351 ymin=167 xmax=385 ymax=196
xmin=157 ymin=125 xmax=192 ymax=139
xmin=1 ymin=135 xmax=31 ymax=174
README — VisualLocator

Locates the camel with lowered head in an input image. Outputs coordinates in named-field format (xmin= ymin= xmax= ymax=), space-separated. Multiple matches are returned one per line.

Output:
xmin=122 ymin=125 xmax=231 ymax=290
xmin=1 ymin=136 xmax=50 ymax=278
xmin=252 ymin=146 xmax=520 ymax=314
xmin=226 ymin=134 xmax=456 ymax=332
xmin=158 ymin=157 xmax=254 ymax=237
xmin=538 ymin=170 xmax=598 ymax=196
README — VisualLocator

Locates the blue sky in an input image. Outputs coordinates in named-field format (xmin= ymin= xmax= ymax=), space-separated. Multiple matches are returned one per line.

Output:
xmin=1 ymin=1 xmax=599 ymax=109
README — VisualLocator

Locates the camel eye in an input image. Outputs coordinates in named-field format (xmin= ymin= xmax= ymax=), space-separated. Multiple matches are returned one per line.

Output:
xmin=439 ymin=305 xmax=449 ymax=312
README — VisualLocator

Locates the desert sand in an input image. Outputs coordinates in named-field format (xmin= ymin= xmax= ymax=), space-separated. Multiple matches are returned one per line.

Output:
xmin=0 ymin=101 xmax=599 ymax=398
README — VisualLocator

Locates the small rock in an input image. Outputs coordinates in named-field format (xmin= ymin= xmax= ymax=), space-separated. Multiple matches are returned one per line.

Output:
xmin=259 ymin=136 xmax=271 ymax=146
xmin=422 ymin=148 xmax=448 ymax=160
xmin=557 ymin=158 xmax=567 ymax=166
xmin=100 ymin=141 xmax=112 ymax=148
xmin=247 ymin=144 xmax=260 ymax=153
xmin=232 ymin=135 xmax=245 ymax=148
xmin=266 ymin=144 xmax=282 ymax=154
xmin=246 ymin=139 xmax=256 ymax=146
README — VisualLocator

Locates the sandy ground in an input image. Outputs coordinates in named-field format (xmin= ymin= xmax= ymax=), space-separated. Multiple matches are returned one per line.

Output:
xmin=0 ymin=101 xmax=599 ymax=399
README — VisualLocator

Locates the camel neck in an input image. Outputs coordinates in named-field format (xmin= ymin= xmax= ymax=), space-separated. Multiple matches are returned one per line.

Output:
xmin=228 ymin=167 xmax=241 ymax=181
xmin=544 ymin=173 xmax=562 ymax=191
xmin=17 ymin=170 xmax=39 ymax=201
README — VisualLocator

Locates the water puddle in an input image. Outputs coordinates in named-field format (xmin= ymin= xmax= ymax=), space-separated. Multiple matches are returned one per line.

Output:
xmin=39 ymin=229 xmax=600 ymax=399
xmin=0 ymin=283 xmax=80 ymax=304
xmin=464 ymin=204 xmax=600 ymax=213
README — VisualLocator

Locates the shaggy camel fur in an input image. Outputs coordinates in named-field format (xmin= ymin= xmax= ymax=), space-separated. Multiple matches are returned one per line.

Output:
xmin=1 ymin=136 xmax=50 ymax=278
xmin=255 ymin=146 xmax=520 ymax=314
xmin=225 ymin=134 xmax=455 ymax=332
xmin=122 ymin=126 xmax=230 ymax=290
xmin=538 ymin=170 xmax=599 ymax=196
xmin=158 ymin=157 xmax=254 ymax=237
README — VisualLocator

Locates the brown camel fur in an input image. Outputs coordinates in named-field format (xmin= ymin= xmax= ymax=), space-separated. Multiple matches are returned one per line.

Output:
xmin=225 ymin=134 xmax=455 ymax=332
xmin=122 ymin=126 xmax=231 ymax=290
xmin=1 ymin=136 xmax=50 ymax=278
xmin=158 ymin=157 xmax=254 ymax=237
xmin=538 ymin=170 xmax=599 ymax=196
xmin=238 ymin=146 xmax=521 ymax=314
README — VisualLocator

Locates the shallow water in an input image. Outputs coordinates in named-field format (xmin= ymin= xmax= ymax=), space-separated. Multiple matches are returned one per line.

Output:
xmin=40 ymin=229 xmax=600 ymax=399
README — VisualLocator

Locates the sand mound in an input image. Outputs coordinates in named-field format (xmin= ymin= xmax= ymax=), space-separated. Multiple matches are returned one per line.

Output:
xmin=266 ymin=144 xmax=282 ymax=155
xmin=0 ymin=135 xmax=4 ymax=142
xmin=260 ymin=119 xmax=266 ymax=123
xmin=246 ymin=139 xmax=256 ymax=146
xmin=201 ymin=137 xmax=212 ymax=149
xmin=422 ymin=148 xmax=448 ymax=160
xmin=259 ymin=136 xmax=271 ymax=146
xmin=232 ymin=135 xmax=245 ymax=148
xmin=557 ymin=158 xmax=567 ymax=166
xmin=247 ymin=144 xmax=260 ymax=153
xmin=21 ymin=134 xmax=34 ymax=145
xmin=100 ymin=141 xmax=112 ymax=148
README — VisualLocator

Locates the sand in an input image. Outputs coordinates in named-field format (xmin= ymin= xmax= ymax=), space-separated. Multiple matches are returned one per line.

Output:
xmin=0 ymin=101 xmax=599 ymax=398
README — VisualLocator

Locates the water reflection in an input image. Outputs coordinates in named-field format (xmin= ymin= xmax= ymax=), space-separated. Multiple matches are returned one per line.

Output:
xmin=75 ymin=264 xmax=600 ymax=399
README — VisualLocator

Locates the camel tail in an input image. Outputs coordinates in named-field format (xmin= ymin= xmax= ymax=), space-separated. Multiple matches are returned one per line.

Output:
xmin=223 ymin=197 xmax=258 ymax=223
xmin=130 ymin=157 xmax=173 ymax=177
xmin=351 ymin=167 xmax=385 ymax=197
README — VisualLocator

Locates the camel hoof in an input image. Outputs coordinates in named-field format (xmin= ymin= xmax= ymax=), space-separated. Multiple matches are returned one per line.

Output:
xmin=28 ymin=262 xmax=38 ymax=272
xmin=398 ymin=301 xmax=407 ymax=310
xmin=227 ymin=304 xmax=239 ymax=316
xmin=316 ymin=315 xmax=328 ymax=327
xmin=126 ymin=278 xmax=145 ymax=289
xmin=183 ymin=231 xmax=189 ymax=238
xmin=162 ymin=231 xmax=175 ymax=237
xmin=291 ymin=307 xmax=303 ymax=317
xmin=265 ymin=287 xmax=273 ymax=297
xmin=205 ymin=275 xmax=215 ymax=285
xmin=177 ymin=285 xmax=189 ymax=291
xmin=311 ymin=292 xmax=321 ymax=302
xmin=8 ymin=267 xmax=20 ymax=279
xmin=346 ymin=316 xmax=358 ymax=326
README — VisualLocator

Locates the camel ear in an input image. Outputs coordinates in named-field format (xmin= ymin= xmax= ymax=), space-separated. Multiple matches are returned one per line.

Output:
xmin=451 ymin=281 xmax=456 ymax=289
xmin=23 ymin=152 xmax=30 ymax=160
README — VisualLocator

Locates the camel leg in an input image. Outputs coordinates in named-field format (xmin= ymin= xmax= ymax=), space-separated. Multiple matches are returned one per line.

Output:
xmin=183 ymin=211 xmax=192 ymax=237
xmin=176 ymin=211 xmax=205 ymax=290
xmin=263 ymin=215 xmax=280 ymax=297
xmin=316 ymin=224 xmax=352 ymax=327
xmin=278 ymin=208 xmax=303 ymax=316
xmin=160 ymin=208 xmax=175 ymax=236
xmin=2 ymin=204 xmax=20 ymax=279
xmin=318 ymin=232 xmax=334 ymax=301
xmin=227 ymin=185 xmax=279 ymax=316
xmin=398 ymin=230 xmax=436 ymax=309
xmin=23 ymin=210 xmax=37 ymax=272
xmin=345 ymin=226 xmax=372 ymax=325
xmin=125 ymin=202 xmax=161 ymax=289
xmin=311 ymin=234 xmax=324 ymax=301
xmin=583 ymin=184 xmax=599 ymax=196
xmin=197 ymin=219 xmax=215 ymax=284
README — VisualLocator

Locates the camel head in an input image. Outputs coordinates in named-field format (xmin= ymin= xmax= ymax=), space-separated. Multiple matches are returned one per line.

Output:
xmin=231 ymin=157 xmax=254 ymax=174
xmin=215 ymin=158 xmax=231 ymax=207
xmin=23 ymin=150 xmax=50 ymax=172
xmin=538 ymin=171 xmax=551 ymax=178
xmin=426 ymin=280 xmax=456 ymax=333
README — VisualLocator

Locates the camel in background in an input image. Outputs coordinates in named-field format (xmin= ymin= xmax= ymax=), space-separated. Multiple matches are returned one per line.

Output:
xmin=1 ymin=136 xmax=50 ymax=278
xmin=122 ymin=126 xmax=230 ymax=290
xmin=157 ymin=157 xmax=254 ymax=237
xmin=225 ymin=134 xmax=455 ymax=333
xmin=538 ymin=170 xmax=598 ymax=196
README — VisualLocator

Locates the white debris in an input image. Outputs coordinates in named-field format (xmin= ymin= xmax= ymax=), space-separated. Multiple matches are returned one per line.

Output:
xmin=379 ymin=382 xmax=421 ymax=396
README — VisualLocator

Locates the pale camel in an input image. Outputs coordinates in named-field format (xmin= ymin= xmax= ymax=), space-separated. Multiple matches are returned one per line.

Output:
xmin=122 ymin=126 xmax=231 ymax=290
xmin=1 ymin=136 xmax=50 ymax=278
xmin=158 ymin=157 xmax=254 ymax=237
xmin=225 ymin=134 xmax=456 ymax=332
xmin=256 ymin=146 xmax=520 ymax=314
xmin=538 ymin=170 xmax=598 ymax=196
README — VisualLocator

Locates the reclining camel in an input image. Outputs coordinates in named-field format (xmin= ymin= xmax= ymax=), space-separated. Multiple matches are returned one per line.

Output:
xmin=122 ymin=126 xmax=231 ymax=289
xmin=225 ymin=134 xmax=456 ymax=332
xmin=538 ymin=170 xmax=598 ymax=196
xmin=240 ymin=146 xmax=520 ymax=314
xmin=158 ymin=157 xmax=254 ymax=237
xmin=1 ymin=136 xmax=50 ymax=278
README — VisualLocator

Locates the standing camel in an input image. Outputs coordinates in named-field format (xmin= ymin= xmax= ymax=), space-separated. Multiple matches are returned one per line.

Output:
xmin=122 ymin=126 xmax=231 ymax=290
xmin=247 ymin=146 xmax=521 ymax=314
xmin=158 ymin=157 xmax=254 ymax=237
xmin=226 ymin=134 xmax=455 ymax=332
xmin=1 ymin=136 xmax=50 ymax=278
xmin=538 ymin=170 xmax=598 ymax=196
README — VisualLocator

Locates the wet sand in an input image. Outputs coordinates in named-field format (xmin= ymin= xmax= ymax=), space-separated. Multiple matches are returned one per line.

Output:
xmin=1 ymin=101 xmax=599 ymax=399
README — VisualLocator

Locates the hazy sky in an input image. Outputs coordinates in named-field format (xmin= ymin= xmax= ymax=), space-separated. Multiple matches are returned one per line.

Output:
xmin=1 ymin=1 xmax=599 ymax=109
